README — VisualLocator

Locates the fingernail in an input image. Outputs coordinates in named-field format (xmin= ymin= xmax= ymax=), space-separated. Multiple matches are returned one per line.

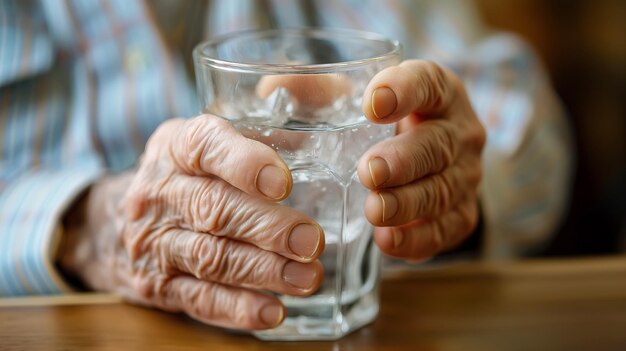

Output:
xmin=378 ymin=192 xmax=398 ymax=223
xmin=256 ymin=165 xmax=289 ymax=200
xmin=259 ymin=304 xmax=283 ymax=327
xmin=288 ymin=223 xmax=321 ymax=259
xmin=371 ymin=87 xmax=397 ymax=119
xmin=392 ymin=229 xmax=404 ymax=248
xmin=282 ymin=261 xmax=318 ymax=290
xmin=368 ymin=157 xmax=390 ymax=187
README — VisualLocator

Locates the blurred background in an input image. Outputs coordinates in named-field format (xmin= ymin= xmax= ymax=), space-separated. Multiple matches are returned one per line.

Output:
xmin=474 ymin=0 xmax=625 ymax=256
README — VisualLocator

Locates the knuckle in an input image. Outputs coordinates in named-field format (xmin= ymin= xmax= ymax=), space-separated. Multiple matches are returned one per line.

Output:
xmin=186 ymin=283 xmax=212 ymax=316
xmin=133 ymin=272 xmax=167 ymax=303
xmin=151 ymin=227 xmax=181 ymax=272
xmin=416 ymin=61 xmax=447 ymax=111
xmin=232 ymin=292 xmax=256 ymax=327
xmin=421 ymin=139 xmax=440 ymax=175
xmin=424 ymin=181 xmax=439 ymax=213
xmin=194 ymin=236 xmax=229 ymax=280
xmin=174 ymin=116 xmax=229 ymax=174
xmin=430 ymin=123 xmax=458 ymax=169
xmin=187 ymin=180 xmax=218 ymax=230
xmin=217 ymin=246 xmax=258 ymax=285
xmin=188 ymin=283 xmax=227 ymax=321
xmin=194 ymin=233 xmax=281 ymax=287
xmin=125 ymin=223 xmax=163 ymax=264
xmin=398 ymin=190 xmax=417 ymax=222
xmin=232 ymin=254 xmax=273 ymax=287
xmin=200 ymin=287 xmax=254 ymax=327
xmin=150 ymin=275 xmax=178 ymax=309
xmin=189 ymin=180 xmax=235 ymax=234
xmin=194 ymin=237 xmax=262 ymax=288
xmin=408 ymin=139 xmax=432 ymax=179
xmin=413 ymin=181 xmax=436 ymax=218
xmin=410 ymin=124 xmax=456 ymax=180
xmin=435 ymin=174 xmax=453 ymax=214
xmin=183 ymin=118 xmax=211 ymax=172
xmin=388 ymin=141 xmax=416 ymax=182
xmin=425 ymin=61 xmax=447 ymax=91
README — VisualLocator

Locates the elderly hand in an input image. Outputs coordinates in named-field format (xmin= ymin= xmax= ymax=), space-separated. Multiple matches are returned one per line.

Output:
xmin=358 ymin=60 xmax=486 ymax=261
xmin=59 ymin=115 xmax=325 ymax=330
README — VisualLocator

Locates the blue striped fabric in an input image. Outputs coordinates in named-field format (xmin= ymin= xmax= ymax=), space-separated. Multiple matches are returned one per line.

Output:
xmin=0 ymin=0 xmax=54 ymax=87
xmin=0 ymin=0 xmax=572 ymax=295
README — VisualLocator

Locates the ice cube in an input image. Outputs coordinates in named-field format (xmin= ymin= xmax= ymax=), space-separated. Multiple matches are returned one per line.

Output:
xmin=266 ymin=87 xmax=295 ymax=126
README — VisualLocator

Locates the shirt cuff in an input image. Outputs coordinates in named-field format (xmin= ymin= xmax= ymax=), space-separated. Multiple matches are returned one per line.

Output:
xmin=0 ymin=167 xmax=102 ymax=296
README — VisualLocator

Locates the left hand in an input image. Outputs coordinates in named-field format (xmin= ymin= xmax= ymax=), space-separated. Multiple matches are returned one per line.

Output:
xmin=358 ymin=60 xmax=486 ymax=261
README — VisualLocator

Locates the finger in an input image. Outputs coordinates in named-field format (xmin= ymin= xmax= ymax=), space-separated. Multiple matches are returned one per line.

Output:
xmin=166 ymin=115 xmax=292 ymax=201
xmin=373 ymin=199 xmax=479 ymax=260
xmin=357 ymin=120 xmax=459 ymax=189
xmin=361 ymin=60 xmax=459 ymax=123
xmin=256 ymin=74 xmax=351 ymax=107
xmin=150 ymin=174 xmax=324 ymax=262
xmin=363 ymin=159 xmax=481 ymax=226
xmin=158 ymin=275 xmax=285 ymax=330
xmin=156 ymin=229 xmax=323 ymax=296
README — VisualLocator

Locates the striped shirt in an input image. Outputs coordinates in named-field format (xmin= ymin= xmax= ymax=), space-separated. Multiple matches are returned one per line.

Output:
xmin=0 ymin=0 xmax=573 ymax=296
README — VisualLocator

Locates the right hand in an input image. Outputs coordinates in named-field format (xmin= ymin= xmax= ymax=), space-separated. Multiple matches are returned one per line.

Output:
xmin=58 ymin=115 xmax=325 ymax=331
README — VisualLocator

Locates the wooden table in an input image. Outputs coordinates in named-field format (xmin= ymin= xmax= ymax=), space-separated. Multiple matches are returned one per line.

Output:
xmin=1 ymin=257 xmax=625 ymax=351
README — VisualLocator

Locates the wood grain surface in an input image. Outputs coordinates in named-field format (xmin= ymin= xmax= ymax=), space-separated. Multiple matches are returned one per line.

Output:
xmin=1 ymin=257 xmax=625 ymax=351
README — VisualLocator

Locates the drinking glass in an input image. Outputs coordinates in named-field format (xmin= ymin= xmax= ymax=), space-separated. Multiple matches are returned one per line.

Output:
xmin=193 ymin=28 xmax=401 ymax=340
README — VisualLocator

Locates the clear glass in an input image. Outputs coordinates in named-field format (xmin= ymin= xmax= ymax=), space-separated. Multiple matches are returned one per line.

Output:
xmin=193 ymin=28 xmax=401 ymax=340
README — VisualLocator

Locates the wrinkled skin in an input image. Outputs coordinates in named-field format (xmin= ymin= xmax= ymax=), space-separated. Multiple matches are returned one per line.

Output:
xmin=358 ymin=60 xmax=486 ymax=260
xmin=60 ymin=116 xmax=326 ymax=330
xmin=59 ymin=60 xmax=485 ymax=331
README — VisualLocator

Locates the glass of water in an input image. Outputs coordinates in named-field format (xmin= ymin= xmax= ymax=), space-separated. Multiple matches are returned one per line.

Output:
xmin=193 ymin=28 xmax=401 ymax=340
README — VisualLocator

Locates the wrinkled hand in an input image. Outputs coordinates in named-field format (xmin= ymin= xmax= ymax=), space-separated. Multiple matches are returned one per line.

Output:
xmin=358 ymin=60 xmax=486 ymax=260
xmin=59 ymin=116 xmax=325 ymax=330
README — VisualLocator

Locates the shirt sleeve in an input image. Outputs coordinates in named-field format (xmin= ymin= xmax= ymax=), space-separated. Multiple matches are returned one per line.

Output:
xmin=462 ymin=34 xmax=575 ymax=258
xmin=0 ymin=1 xmax=104 ymax=296
xmin=0 ymin=167 xmax=102 ymax=296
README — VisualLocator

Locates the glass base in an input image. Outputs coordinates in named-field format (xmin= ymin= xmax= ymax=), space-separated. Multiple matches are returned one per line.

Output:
xmin=253 ymin=288 xmax=379 ymax=341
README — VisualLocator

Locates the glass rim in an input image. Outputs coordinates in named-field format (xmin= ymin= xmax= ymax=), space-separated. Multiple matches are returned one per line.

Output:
xmin=193 ymin=27 xmax=401 ymax=74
